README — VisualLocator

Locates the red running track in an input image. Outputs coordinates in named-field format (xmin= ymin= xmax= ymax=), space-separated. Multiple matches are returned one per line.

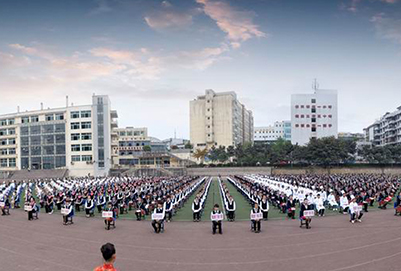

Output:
xmin=0 ymin=208 xmax=400 ymax=271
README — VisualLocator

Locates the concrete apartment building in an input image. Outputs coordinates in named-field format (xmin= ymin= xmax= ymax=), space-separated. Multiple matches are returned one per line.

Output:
xmin=364 ymin=106 xmax=401 ymax=146
xmin=190 ymin=89 xmax=254 ymax=150
xmin=254 ymin=121 xmax=291 ymax=143
xmin=0 ymin=95 xmax=117 ymax=177
xmin=291 ymin=88 xmax=338 ymax=146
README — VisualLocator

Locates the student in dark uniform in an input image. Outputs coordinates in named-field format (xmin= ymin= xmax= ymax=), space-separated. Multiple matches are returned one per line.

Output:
xmin=211 ymin=204 xmax=223 ymax=235
xmin=62 ymin=198 xmax=74 ymax=225
xmin=286 ymin=195 xmax=296 ymax=219
xmin=135 ymin=198 xmax=146 ymax=221
xmin=104 ymin=202 xmax=117 ymax=230
xmin=226 ymin=196 xmax=236 ymax=222
xmin=251 ymin=203 xmax=262 ymax=233
xmin=260 ymin=195 xmax=269 ymax=221
xmin=299 ymin=198 xmax=312 ymax=229
xmin=192 ymin=196 xmax=202 ymax=222
xmin=165 ymin=196 xmax=173 ymax=222
xmin=151 ymin=202 xmax=165 ymax=233
xmin=85 ymin=196 xmax=95 ymax=218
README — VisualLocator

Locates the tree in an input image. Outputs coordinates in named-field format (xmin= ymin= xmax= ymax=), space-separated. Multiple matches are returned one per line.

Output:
xmin=184 ymin=141 xmax=193 ymax=149
xmin=192 ymin=148 xmax=208 ymax=164
xmin=143 ymin=145 xmax=152 ymax=152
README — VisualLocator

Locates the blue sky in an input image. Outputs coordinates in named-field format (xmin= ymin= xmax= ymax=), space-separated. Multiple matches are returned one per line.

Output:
xmin=0 ymin=0 xmax=400 ymax=139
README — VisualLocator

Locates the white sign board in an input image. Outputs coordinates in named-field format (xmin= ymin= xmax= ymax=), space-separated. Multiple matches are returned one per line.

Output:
xmin=61 ymin=208 xmax=70 ymax=216
xmin=24 ymin=205 xmax=33 ymax=212
xmin=250 ymin=213 xmax=263 ymax=220
xmin=304 ymin=210 xmax=315 ymax=217
xmin=102 ymin=211 xmax=113 ymax=218
xmin=0 ymin=202 xmax=5 ymax=208
xmin=211 ymin=213 xmax=224 ymax=221
xmin=152 ymin=213 xmax=164 ymax=220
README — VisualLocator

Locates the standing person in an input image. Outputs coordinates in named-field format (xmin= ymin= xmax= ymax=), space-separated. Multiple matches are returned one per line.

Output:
xmin=165 ymin=196 xmax=173 ymax=222
xmin=94 ymin=243 xmax=117 ymax=271
xmin=151 ymin=202 xmax=165 ymax=234
xmin=250 ymin=203 xmax=262 ymax=233
xmin=226 ymin=196 xmax=236 ymax=222
xmin=211 ymin=204 xmax=223 ymax=235
xmin=192 ymin=197 xmax=202 ymax=222
xmin=97 ymin=193 xmax=106 ymax=213
xmin=260 ymin=195 xmax=269 ymax=221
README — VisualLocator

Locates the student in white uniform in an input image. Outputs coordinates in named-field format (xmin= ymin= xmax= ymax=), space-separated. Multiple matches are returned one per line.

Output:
xmin=349 ymin=197 xmax=363 ymax=224
xmin=315 ymin=194 xmax=325 ymax=217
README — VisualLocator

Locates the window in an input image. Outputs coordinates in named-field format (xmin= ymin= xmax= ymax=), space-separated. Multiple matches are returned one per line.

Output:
xmin=30 ymin=126 xmax=40 ymax=135
xmin=71 ymin=144 xmax=80 ymax=152
xmin=21 ymin=137 xmax=29 ymax=146
xmin=328 ymin=105 xmax=332 ymax=109
xmin=323 ymin=105 xmax=327 ymax=109
xmin=311 ymin=99 xmax=316 ymax=103
xmin=295 ymin=115 xmax=299 ymax=118
xmin=31 ymin=146 xmax=41 ymax=156
xmin=295 ymin=124 xmax=299 ymax=128
xmin=301 ymin=105 xmax=304 ymax=108
xmin=295 ymin=105 xmax=299 ymax=109
xmin=81 ymin=122 xmax=91 ymax=129
xmin=21 ymin=147 xmax=29 ymax=156
xmin=43 ymin=146 xmax=54 ymax=155
xmin=306 ymin=105 xmax=310 ymax=109
xmin=318 ymin=115 xmax=321 ymax=118
xmin=43 ymin=156 xmax=54 ymax=169
xmin=8 ymin=138 xmax=15 ymax=145
xmin=55 ymin=156 xmax=66 ymax=168
xmin=328 ymin=115 xmax=332 ymax=118
xmin=311 ymin=108 xmax=316 ymax=113
xmin=81 ymin=155 xmax=92 ymax=162
xmin=323 ymin=124 xmax=327 ymax=128
xmin=82 ymin=144 xmax=92 ymax=151
xmin=42 ymin=124 xmax=54 ymax=134
xmin=21 ymin=117 xmax=29 ymax=124
xmin=7 ymin=119 xmax=14 ymax=125
xmin=329 ymin=124 xmax=332 ymax=128
xmin=71 ymin=122 xmax=80 ymax=130
xmin=301 ymin=115 xmax=304 ymax=118
xmin=55 ymin=113 xmax=64 ymax=120
xmin=45 ymin=114 xmax=54 ymax=121
xmin=71 ymin=111 xmax=80 ymax=119
xmin=301 ymin=124 xmax=305 ymax=128
xmin=71 ymin=155 xmax=81 ymax=162
xmin=56 ymin=145 xmax=65 ymax=155
xmin=55 ymin=124 xmax=65 ymax=133
xmin=1 ymin=149 xmax=7 ymax=155
xmin=55 ymin=134 xmax=65 ymax=144
xmin=306 ymin=115 xmax=310 ymax=118
xmin=0 ymin=129 xmax=6 ymax=136
xmin=31 ymin=116 xmax=39 ymax=123
xmin=42 ymin=135 xmax=54 ymax=145
xmin=30 ymin=136 xmax=41 ymax=145
xmin=81 ymin=133 xmax=92 ymax=140
xmin=21 ymin=127 xmax=29 ymax=136
xmin=8 ymin=128 xmax=15 ymax=135
xmin=311 ymin=127 xmax=316 ymax=132
xmin=71 ymin=133 xmax=80 ymax=141
xmin=0 ymin=159 xmax=7 ymax=167
xmin=8 ymin=158 xmax=16 ymax=167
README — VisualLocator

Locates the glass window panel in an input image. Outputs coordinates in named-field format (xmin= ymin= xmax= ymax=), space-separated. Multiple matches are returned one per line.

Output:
xmin=31 ymin=146 xmax=41 ymax=156
xmin=56 ymin=145 xmax=66 ymax=155
xmin=30 ymin=136 xmax=41 ymax=145
xmin=42 ymin=135 xmax=54 ymax=145
xmin=55 ymin=124 xmax=65 ymax=133
xmin=55 ymin=134 xmax=65 ymax=144
xmin=21 ymin=127 xmax=29 ymax=136
xmin=43 ymin=146 xmax=54 ymax=155
xmin=55 ymin=156 xmax=66 ymax=167
xmin=42 ymin=124 xmax=54 ymax=134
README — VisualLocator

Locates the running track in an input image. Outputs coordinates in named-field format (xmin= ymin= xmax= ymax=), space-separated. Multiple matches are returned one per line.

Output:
xmin=0 ymin=204 xmax=400 ymax=271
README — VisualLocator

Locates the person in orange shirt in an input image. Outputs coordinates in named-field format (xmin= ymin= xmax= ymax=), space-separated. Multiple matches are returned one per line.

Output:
xmin=94 ymin=243 xmax=117 ymax=271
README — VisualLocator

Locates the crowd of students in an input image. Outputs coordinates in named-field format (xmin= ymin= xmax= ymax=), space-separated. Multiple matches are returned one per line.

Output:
xmin=1 ymin=173 xmax=400 ymax=234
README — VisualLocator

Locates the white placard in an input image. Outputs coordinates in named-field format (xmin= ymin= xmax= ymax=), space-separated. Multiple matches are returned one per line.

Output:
xmin=211 ymin=213 xmax=224 ymax=221
xmin=61 ymin=208 xmax=70 ymax=216
xmin=304 ymin=210 xmax=315 ymax=217
xmin=250 ymin=212 xmax=263 ymax=220
xmin=0 ymin=202 xmax=5 ymax=208
xmin=152 ymin=213 xmax=164 ymax=220
xmin=102 ymin=211 xmax=113 ymax=218
xmin=353 ymin=206 xmax=363 ymax=212
xmin=24 ymin=205 xmax=33 ymax=212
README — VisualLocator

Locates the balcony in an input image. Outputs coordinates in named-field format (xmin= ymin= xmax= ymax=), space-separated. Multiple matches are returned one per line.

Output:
xmin=111 ymin=120 xmax=118 ymax=128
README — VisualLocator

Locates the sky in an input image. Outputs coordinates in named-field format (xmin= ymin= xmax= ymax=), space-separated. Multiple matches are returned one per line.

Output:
xmin=0 ymin=0 xmax=400 ymax=140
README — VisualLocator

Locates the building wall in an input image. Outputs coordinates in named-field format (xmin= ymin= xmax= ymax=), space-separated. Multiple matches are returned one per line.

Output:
xmin=291 ymin=89 xmax=338 ymax=145
xmin=0 ymin=95 xmax=115 ymax=177
xmin=364 ymin=107 xmax=401 ymax=146
xmin=254 ymin=121 xmax=290 ymax=143
xmin=190 ymin=89 xmax=253 ymax=150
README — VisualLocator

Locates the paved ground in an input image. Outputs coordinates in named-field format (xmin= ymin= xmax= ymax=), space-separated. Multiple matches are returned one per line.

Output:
xmin=0 ymin=206 xmax=400 ymax=271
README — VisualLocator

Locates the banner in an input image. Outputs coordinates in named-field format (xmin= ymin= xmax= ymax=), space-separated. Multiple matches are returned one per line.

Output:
xmin=61 ymin=208 xmax=70 ymax=216
xmin=353 ymin=206 xmax=363 ymax=212
xmin=24 ymin=205 xmax=33 ymax=212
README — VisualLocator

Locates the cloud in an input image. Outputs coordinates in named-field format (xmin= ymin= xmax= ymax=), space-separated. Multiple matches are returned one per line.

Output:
xmin=89 ymin=0 xmax=113 ymax=15
xmin=144 ymin=1 xmax=193 ymax=30
xmin=196 ymin=0 xmax=266 ymax=48
xmin=371 ymin=13 xmax=401 ymax=45
xmin=343 ymin=0 xmax=398 ymax=12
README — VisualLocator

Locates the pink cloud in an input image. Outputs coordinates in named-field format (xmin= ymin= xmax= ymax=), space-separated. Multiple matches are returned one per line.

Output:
xmin=144 ymin=1 xmax=193 ymax=30
xmin=196 ymin=0 xmax=266 ymax=48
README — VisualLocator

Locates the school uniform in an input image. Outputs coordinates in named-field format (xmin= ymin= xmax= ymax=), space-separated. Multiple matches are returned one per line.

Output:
xmin=211 ymin=210 xmax=223 ymax=234
xmin=260 ymin=200 xmax=269 ymax=220
xmin=251 ymin=207 xmax=262 ymax=232
xmin=192 ymin=200 xmax=202 ymax=221
xmin=152 ymin=207 xmax=165 ymax=233
xmin=226 ymin=199 xmax=236 ymax=221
